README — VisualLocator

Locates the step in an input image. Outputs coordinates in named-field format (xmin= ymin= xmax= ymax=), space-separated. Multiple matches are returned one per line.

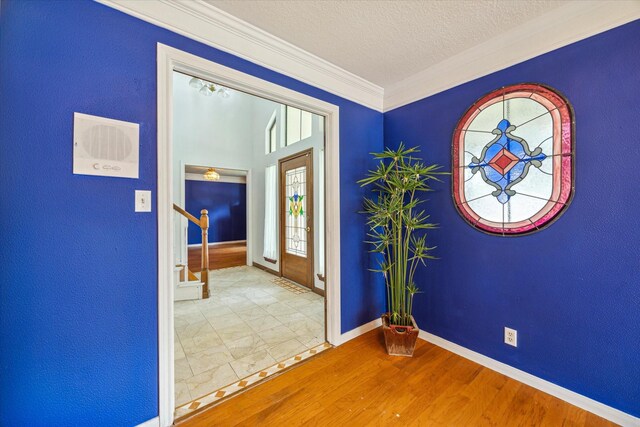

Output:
xmin=177 ymin=280 xmax=203 ymax=289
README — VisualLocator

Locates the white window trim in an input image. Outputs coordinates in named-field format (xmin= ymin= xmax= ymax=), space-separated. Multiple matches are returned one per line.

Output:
xmin=265 ymin=110 xmax=277 ymax=154
xmin=157 ymin=43 xmax=341 ymax=426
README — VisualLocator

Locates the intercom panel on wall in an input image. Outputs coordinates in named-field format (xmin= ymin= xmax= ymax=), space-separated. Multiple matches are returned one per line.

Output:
xmin=73 ymin=112 xmax=139 ymax=178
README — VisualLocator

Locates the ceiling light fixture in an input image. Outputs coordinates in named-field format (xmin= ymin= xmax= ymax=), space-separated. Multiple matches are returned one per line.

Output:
xmin=188 ymin=77 xmax=231 ymax=98
xmin=203 ymin=168 xmax=220 ymax=181
xmin=189 ymin=77 xmax=203 ymax=89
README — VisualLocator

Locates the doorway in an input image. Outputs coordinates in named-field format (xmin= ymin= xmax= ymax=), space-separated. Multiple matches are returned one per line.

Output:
xmin=183 ymin=165 xmax=248 ymax=272
xmin=280 ymin=149 xmax=314 ymax=289
xmin=157 ymin=44 xmax=342 ymax=425
xmin=170 ymin=68 xmax=329 ymax=418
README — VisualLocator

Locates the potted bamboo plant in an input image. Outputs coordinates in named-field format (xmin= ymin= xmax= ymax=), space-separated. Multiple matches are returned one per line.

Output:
xmin=359 ymin=144 xmax=443 ymax=356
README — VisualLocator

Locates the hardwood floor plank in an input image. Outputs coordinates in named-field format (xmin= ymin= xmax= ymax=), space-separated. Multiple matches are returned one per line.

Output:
xmin=391 ymin=358 xmax=463 ymax=424
xmin=538 ymin=396 xmax=569 ymax=427
xmin=247 ymin=350 xmax=393 ymax=425
xmin=478 ymin=379 xmax=524 ymax=426
xmin=584 ymin=412 xmax=619 ymax=427
xmin=178 ymin=329 xmax=617 ymax=427
xmin=188 ymin=242 xmax=246 ymax=271
xmin=449 ymin=368 xmax=509 ymax=425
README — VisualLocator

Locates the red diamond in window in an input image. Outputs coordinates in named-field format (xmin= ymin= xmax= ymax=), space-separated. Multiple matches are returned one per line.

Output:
xmin=488 ymin=148 xmax=519 ymax=175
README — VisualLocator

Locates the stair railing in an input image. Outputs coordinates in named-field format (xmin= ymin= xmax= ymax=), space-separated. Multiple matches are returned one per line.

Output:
xmin=173 ymin=204 xmax=210 ymax=299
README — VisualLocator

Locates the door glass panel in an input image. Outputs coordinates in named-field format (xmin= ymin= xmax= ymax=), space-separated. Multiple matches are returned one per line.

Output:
xmin=285 ymin=166 xmax=307 ymax=257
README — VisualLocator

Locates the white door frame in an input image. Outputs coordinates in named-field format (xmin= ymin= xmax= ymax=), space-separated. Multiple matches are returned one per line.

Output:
xmin=181 ymin=164 xmax=252 ymax=267
xmin=157 ymin=43 xmax=341 ymax=426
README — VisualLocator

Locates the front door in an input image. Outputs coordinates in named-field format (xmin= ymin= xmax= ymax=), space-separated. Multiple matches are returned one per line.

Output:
xmin=279 ymin=149 xmax=313 ymax=288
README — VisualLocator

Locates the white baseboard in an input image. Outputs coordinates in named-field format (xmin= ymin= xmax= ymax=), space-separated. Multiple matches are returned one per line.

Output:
xmin=188 ymin=240 xmax=246 ymax=247
xmin=136 ymin=416 xmax=159 ymax=427
xmin=336 ymin=317 xmax=381 ymax=346
xmin=418 ymin=331 xmax=639 ymax=427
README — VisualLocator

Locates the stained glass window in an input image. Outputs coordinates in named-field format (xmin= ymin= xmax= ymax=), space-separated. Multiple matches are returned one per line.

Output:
xmin=285 ymin=165 xmax=307 ymax=256
xmin=452 ymin=84 xmax=574 ymax=235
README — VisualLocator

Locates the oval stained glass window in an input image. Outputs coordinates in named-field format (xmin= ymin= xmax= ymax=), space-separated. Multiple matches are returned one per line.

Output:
xmin=452 ymin=84 xmax=574 ymax=235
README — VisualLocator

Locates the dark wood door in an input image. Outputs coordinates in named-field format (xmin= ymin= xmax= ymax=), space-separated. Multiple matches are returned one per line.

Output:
xmin=279 ymin=149 xmax=313 ymax=288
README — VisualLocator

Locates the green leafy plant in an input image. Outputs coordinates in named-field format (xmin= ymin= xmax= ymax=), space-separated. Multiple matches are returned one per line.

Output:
xmin=358 ymin=143 xmax=445 ymax=327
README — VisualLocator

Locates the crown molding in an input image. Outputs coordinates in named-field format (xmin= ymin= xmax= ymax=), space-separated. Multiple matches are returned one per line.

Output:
xmin=96 ymin=0 xmax=384 ymax=111
xmin=98 ymin=1 xmax=639 ymax=114
xmin=384 ymin=1 xmax=640 ymax=112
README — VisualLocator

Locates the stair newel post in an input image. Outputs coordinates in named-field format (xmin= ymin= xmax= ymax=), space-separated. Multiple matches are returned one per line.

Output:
xmin=200 ymin=209 xmax=210 ymax=299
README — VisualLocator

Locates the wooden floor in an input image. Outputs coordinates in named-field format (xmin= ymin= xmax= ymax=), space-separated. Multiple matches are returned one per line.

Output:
xmin=178 ymin=329 xmax=614 ymax=427
xmin=188 ymin=242 xmax=247 ymax=271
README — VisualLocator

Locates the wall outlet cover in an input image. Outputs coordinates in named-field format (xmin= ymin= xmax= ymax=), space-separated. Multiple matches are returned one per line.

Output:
xmin=504 ymin=327 xmax=518 ymax=347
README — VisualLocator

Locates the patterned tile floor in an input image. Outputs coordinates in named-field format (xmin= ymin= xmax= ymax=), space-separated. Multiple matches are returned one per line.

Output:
xmin=174 ymin=266 xmax=325 ymax=408
xmin=175 ymin=342 xmax=331 ymax=420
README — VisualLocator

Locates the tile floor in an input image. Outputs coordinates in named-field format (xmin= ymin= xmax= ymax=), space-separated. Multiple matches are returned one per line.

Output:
xmin=174 ymin=342 xmax=332 ymax=420
xmin=174 ymin=266 xmax=325 ymax=407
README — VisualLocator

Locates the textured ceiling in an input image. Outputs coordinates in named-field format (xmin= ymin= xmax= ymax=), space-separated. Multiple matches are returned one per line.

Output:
xmin=205 ymin=0 xmax=566 ymax=87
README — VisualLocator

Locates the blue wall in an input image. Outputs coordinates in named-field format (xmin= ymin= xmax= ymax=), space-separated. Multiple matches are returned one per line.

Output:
xmin=185 ymin=180 xmax=246 ymax=244
xmin=4 ymin=0 xmax=635 ymax=423
xmin=0 ymin=1 xmax=384 ymax=425
xmin=384 ymin=20 xmax=640 ymax=417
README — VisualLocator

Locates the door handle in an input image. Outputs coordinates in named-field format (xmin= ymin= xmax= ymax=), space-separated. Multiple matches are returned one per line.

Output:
xmin=306 ymin=227 xmax=311 ymax=232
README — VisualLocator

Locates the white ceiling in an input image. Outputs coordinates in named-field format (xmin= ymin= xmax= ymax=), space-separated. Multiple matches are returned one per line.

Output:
xmin=205 ymin=0 xmax=565 ymax=87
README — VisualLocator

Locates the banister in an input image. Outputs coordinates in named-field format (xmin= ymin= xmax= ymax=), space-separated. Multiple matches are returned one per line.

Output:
xmin=200 ymin=209 xmax=210 ymax=299
xmin=173 ymin=203 xmax=201 ymax=227
xmin=173 ymin=204 xmax=210 ymax=299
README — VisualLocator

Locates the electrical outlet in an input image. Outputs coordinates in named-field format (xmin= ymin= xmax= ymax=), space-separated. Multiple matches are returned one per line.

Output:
xmin=504 ymin=327 xmax=517 ymax=347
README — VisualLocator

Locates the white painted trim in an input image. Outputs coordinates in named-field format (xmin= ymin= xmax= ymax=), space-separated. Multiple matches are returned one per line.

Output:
xmin=157 ymin=44 xmax=175 ymax=426
xmin=245 ymin=168 xmax=253 ymax=267
xmin=136 ymin=416 xmax=160 ymax=427
xmin=384 ymin=1 xmax=640 ymax=111
xmin=157 ymin=43 xmax=341 ymax=427
xmin=179 ymin=160 xmax=188 ymax=266
xmin=418 ymin=331 xmax=640 ymax=427
xmin=324 ymin=100 xmax=341 ymax=349
xmin=97 ymin=0 xmax=383 ymax=111
xmin=187 ymin=240 xmax=246 ymax=248
xmin=265 ymin=110 xmax=277 ymax=154
xmin=337 ymin=318 xmax=382 ymax=346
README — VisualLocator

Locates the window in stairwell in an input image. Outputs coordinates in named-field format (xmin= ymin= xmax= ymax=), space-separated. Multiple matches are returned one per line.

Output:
xmin=266 ymin=110 xmax=277 ymax=154
xmin=285 ymin=106 xmax=312 ymax=146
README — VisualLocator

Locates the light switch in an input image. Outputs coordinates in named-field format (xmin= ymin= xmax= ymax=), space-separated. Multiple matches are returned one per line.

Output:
xmin=135 ymin=190 xmax=152 ymax=212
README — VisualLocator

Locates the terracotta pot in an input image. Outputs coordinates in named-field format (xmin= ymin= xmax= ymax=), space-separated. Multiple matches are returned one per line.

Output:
xmin=381 ymin=313 xmax=419 ymax=357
